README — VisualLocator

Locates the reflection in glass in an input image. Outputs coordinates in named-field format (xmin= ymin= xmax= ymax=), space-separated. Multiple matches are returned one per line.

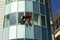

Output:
xmin=41 ymin=15 xmax=46 ymax=26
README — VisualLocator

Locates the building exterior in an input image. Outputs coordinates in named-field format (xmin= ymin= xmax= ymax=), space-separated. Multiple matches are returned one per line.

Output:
xmin=53 ymin=10 xmax=60 ymax=40
xmin=50 ymin=14 xmax=54 ymax=40
xmin=0 ymin=0 xmax=5 ymax=40
xmin=3 ymin=0 xmax=52 ymax=40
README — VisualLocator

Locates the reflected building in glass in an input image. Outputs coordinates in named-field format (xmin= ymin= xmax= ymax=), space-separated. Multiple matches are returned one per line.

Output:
xmin=3 ymin=0 xmax=52 ymax=40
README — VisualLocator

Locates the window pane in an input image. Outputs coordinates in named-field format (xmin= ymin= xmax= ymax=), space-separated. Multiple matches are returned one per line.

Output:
xmin=26 ymin=0 xmax=32 ymax=1
xmin=41 ymin=15 xmax=46 ymax=26
xmin=18 ymin=12 xmax=24 ymax=24
xmin=34 ymin=13 xmax=40 ymax=26
xmin=11 ymin=38 xmax=24 ymax=40
xmin=17 ymin=38 xmax=24 ymax=40
xmin=11 ymin=0 xmax=17 ymax=2
xmin=5 ymin=0 xmax=11 ymax=4
xmin=3 ymin=14 xmax=9 ymax=28
xmin=41 ymin=27 xmax=47 ymax=40
xmin=34 ymin=39 xmax=38 ymax=40
xmin=26 ymin=38 xmax=33 ymax=40
xmin=33 ymin=2 xmax=40 ymax=13
xmin=18 ymin=12 xmax=32 ymax=25
xmin=10 ymin=13 xmax=17 ymax=26
xmin=34 ymin=26 xmax=41 ymax=40
xmin=11 ymin=2 xmax=17 ymax=13
xmin=25 ymin=1 xmax=33 ymax=12
xmin=11 ymin=39 xmax=16 ymax=40
xmin=3 ymin=28 xmax=9 ymax=40
xmin=18 ymin=1 xmax=25 ymax=12
xmin=40 ymin=4 xmax=45 ymax=15
xmin=5 ymin=4 xmax=10 ymax=15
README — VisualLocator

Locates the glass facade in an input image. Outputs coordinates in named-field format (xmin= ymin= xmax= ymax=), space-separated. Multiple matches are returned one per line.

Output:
xmin=33 ymin=13 xmax=40 ymax=26
xmin=3 ymin=0 xmax=52 ymax=40
xmin=41 ymin=15 xmax=46 ymax=26
xmin=45 ymin=0 xmax=52 ymax=40
xmin=40 ymin=4 xmax=45 ymax=15
xmin=18 ymin=12 xmax=24 ymax=24
xmin=34 ymin=26 xmax=41 ymax=40
xmin=33 ymin=2 xmax=39 ymax=13
xmin=5 ymin=4 xmax=10 ymax=15
xmin=10 ymin=13 xmax=17 ymax=26
xmin=3 ymin=15 xmax=9 ymax=28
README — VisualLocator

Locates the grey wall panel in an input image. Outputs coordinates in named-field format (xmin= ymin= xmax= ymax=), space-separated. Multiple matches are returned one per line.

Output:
xmin=25 ymin=25 xmax=34 ymax=38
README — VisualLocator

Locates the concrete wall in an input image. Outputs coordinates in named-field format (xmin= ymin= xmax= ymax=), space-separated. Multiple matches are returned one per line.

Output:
xmin=0 ymin=0 xmax=5 ymax=40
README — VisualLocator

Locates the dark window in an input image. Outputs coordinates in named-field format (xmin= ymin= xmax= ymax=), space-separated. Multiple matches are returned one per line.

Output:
xmin=26 ymin=38 xmax=33 ymax=40
xmin=40 ymin=4 xmax=45 ymax=15
xmin=36 ymin=0 xmax=38 ymax=2
xmin=41 ymin=15 xmax=46 ymax=26
xmin=3 ymin=14 xmax=9 ymax=28
xmin=59 ymin=17 xmax=60 ymax=22
xmin=18 ymin=12 xmax=24 ymax=24
xmin=11 ymin=38 xmax=24 ymax=40
xmin=10 ymin=38 xmax=24 ymax=40
xmin=34 ymin=39 xmax=38 ymax=40
xmin=10 ymin=13 xmax=17 ymax=26
xmin=40 ymin=0 xmax=44 ymax=3
xmin=11 ymin=39 xmax=16 ymax=40
xmin=58 ymin=17 xmax=60 ymax=27
xmin=18 ymin=12 xmax=32 ymax=25
xmin=56 ymin=24 xmax=59 ymax=29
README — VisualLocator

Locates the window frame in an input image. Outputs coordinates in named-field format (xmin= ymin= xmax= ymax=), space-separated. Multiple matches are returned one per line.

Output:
xmin=41 ymin=14 xmax=46 ymax=27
